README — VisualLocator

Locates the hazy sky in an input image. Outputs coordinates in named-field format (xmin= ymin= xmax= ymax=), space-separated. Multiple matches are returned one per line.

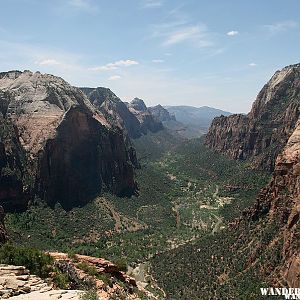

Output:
xmin=1 ymin=0 xmax=300 ymax=113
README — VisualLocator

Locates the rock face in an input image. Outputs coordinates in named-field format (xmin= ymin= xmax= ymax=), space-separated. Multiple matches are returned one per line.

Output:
xmin=244 ymin=121 xmax=300 ymax=287
xmin=81 ymin=89 xmax=164 ymax=138
xmin=81 ymin=87 xmax=142 ymax=139
xmin=204 ymin=63 xmax=300 ymax=287
xmin=205 ymin=64 xmax=300 ymax=171
xmin=129 ymin=98 xmax=147 ymax=112
xmin=0 ymin=117 xmax=28 ymax=212
xmin=0 ymin=264 xmax=54 ymax=298
xmin=127 ymin=98 xmax=163 ymax=134
xmin=148 ymin=105 xmax=176 ymax=122
xmin=0 ymin=71 xmax=137 ymax=210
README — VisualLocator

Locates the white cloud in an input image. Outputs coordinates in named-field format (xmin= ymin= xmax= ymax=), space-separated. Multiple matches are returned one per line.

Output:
xmin=36 ymin=59 xmax=61 ymax=66
xmin=249 ymin=63 xmax=257 ymax=67
xmin=108 ymin=75 xmax=121 ymax=81
xmin=264 ymin=20 xmax=298 ymax=34
xmin=227 ymin=30 xmax=239 ymax=36
xmin=90 ymin=60 xmax=139 ymax=71
xmin=162 ymin=25 xmax=212 ymax=47
xmin=152 ymin=59 xmax=164 ymax=63
xmin=68 ymin=0 xmax=98 ymax=13
xmin=143 ymin=0 xmax=163 ymax=8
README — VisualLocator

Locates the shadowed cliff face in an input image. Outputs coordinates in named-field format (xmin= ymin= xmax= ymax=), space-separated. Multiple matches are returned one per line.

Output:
xmin=205 ymin=64 xmax=300 ymax=171
xmin=0 ymin=71 xmax=137 ymax=211
xmin=0 ymin=118 xmax=28 ymax=212
xmin=37 ymin=107 xmax=136 ymax=209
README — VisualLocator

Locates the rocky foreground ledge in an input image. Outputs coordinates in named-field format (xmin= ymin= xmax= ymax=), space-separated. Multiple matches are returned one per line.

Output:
xmin=0 ymin=265 xmax=82 ymax=299
xmin=0 ymin=252 xmax=146 ymax=300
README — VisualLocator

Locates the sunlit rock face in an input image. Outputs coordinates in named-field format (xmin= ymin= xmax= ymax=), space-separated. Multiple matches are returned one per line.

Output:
xmin=205 ymin=63 xmax=300 ymax=171
xmin=0 ymin=71 xmax=137 ymax=211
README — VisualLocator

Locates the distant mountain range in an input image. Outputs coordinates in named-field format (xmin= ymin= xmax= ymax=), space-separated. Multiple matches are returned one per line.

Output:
xmin=163 ymin=105 xmax=232 ymax=138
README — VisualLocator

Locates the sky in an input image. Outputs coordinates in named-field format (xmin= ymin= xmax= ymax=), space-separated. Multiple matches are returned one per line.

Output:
xmin=0 ymin=0 xmax=300 ymax=113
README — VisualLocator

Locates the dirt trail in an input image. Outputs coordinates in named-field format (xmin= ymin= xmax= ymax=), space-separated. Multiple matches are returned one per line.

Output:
xmin=96 ymin=198 xmax=146 ymax=232
xmin=96 ymin=198 xmax=122 ymax=232
xmin=211 ymin=214 xmax=223 ymax=234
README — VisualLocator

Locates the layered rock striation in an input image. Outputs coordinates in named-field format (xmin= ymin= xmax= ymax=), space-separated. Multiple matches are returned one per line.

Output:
xmin=205 ymin=64 xmax=300 ymax=171
xmin=0 ymin=71 xmax=137 ymax=211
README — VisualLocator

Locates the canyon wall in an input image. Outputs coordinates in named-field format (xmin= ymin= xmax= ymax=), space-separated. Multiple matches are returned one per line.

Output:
xmin=205 ymin=64 xmax=300 ymax=171
xmin=0 ymin=71 xmax=137 ymax=211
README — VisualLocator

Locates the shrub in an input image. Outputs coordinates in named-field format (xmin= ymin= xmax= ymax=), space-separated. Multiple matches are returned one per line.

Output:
xmin=80 ymin=290 xmax=100 ymax=300
xmin=52 ymin=270 xmax=70 ymax=289
xmin=0 ymin=243 xmax=53 ymax=278
xmin=114 ymin=258 xmax=127 ymax=272
xmin=77 ymin=261 xmax=98 ymax=276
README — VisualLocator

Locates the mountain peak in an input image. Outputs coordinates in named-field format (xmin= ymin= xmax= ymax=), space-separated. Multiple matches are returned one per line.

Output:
xmin=148 ymin=104 xmax=176 ymax=122
xmin=130 ymin=98 xmax=147 ymax=112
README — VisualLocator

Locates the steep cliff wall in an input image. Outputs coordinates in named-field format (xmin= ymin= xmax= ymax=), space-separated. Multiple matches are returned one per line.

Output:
xmin=244 ymin=121 xmax=300 ymax=287
xmin=0 ymin=71 xmax=137 ymax=211
xmin=205 ymin=63 xmax=300 ymax=286
xmin=205 ymin=64 xmax=300 ymax=171
xmin=0 ymin=117 xmax=28 ymax=211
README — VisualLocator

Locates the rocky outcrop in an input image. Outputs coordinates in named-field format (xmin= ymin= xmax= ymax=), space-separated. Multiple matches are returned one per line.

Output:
xmin=127 ymin=98 xmax=163 ymax=134
xmin=205 ymin=63 xmax=300 ymax=171
xmin=9 ymin=290 xmax=82 ymax=300
xmin=0 ymin=71 xmax=137 ymax=210
xmin=49 ymin=253 xmax=142 ymax=300
xmin=81 ymin=89 xmax=164 ymax=138
xmin=129 ymin=98 xmax=147 ymax=112
xmin=81 ymin=87 xmax=142 ymax=139
xmin=0 ymin=265 xmax=54 ymax=298
xmin=148 ymin=105 xmax=176 ymax=122
xmin=0 ymin=252 xmax=147 ymax=299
